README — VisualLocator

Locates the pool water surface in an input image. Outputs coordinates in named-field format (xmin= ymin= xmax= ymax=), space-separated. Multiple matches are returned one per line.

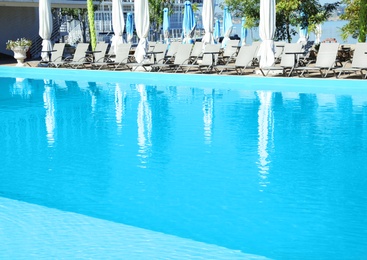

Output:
xmin=0 ymin=68 xmax=367 ymax=259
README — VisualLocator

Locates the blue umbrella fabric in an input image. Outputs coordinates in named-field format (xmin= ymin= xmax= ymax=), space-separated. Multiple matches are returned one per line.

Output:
xmin=297 ymin=12 xmax=308 ymax=44
xmin=213 ymin=19 xmax=221 ymax=44
xmin=126 ymin=12 xmax=134 ymax=44
xmin=163 ymin=8 xmax=170 ymax=44
xmin=221 ymin=6 xmax=233 ymax=48
xmin=241 ymin=17 xmax=248 ymax=45
xmin=182 ymin=1 xmax=196 ymax=44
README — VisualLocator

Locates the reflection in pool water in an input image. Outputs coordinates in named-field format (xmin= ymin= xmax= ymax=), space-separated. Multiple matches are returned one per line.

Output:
xmin=0 ymin=75 xmax=367 ymax=259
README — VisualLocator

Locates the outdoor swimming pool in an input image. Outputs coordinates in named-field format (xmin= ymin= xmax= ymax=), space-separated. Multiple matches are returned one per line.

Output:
xmin=0 ymin=67 xmax=367 ymax=259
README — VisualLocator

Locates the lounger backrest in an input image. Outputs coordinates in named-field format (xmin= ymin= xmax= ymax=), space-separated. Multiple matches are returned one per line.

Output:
xmin=149 ymin=42 xmax=156 ymax=52
xmin=94 ymin=42 xmax=109 ymax=62
xmin=73 ymin=43 xmax=90 ymax=61
xmin=166 ymin=42 xmax=181 ymax=58
xmin=274 ymin=42 xmax=285 ymax=60
xmin=173 ymin=44 xmax=193 ymax=65
xmin=222 ymin=39 xmax=240 ymax=58
xmin=152 ymin=43 xmax=168 ymax=64
xmin=279 ymin=43 xmax=303 ymax=67
xmin=351 ymin=43 xmax=367 ymax=68
xmin=315 ymin=43 xmax=339 ymax=67
xmin=235 ymin=44 xmax=258 ymax=67
xmin=51 ymin=43 xmax=65 ymax=62
xmin=202 ymin=44 xmax=221 ymax=66
xmin=252 ymin=41 xmax=261 ymax=58
xmin=191 ymin=42 xmax=203 ymax=58
xmin=115 ymin=43 xmax=132 ymax=63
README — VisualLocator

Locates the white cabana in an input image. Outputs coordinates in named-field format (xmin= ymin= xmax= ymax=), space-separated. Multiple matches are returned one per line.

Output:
xmin=134 ymin=0 xmax=150 ymax=63
xmin=258 ymin=0 xmax=275 ymax=68
xmin=39 ymin=0 xmax=53 ymax=61
xmin=315 ymin=24 xmax=322 ymax=44
xmin=111 ymin=0 xmax=125 ymax=55
xmin=201 ymin=0 xmax=214 ymax=46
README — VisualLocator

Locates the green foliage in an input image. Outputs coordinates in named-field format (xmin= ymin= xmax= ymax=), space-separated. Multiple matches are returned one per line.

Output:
xmin=223 ymin=0 xmax=339 ymax=42
xmin=6 ymin=38 xmax=32 ymax=50
xmin=149 ymin=0 xmax=175 ymax=32
xmin=359 ymin=0 xmax=367 ymax=42
xmin=340 ymin=0 xmax=366 ymax=41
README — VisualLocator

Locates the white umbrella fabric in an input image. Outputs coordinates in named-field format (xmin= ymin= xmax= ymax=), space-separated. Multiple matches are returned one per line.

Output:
xmin=201 ymin=0 xmax=215 ymax=47
xmin=134 ymin=0 xmax=150 ymax=63
xmin=39 ymin=0 xmax=53 ymax=61
xmin=315 ymin=24 xmax=322 ymax=44
xmin=111 ymin=0 xmax=125 ymax=55
xmin=222 ymin=6 xmax=233 ymax=48
xmin=258 ymin=0 xmax=276 ymax=68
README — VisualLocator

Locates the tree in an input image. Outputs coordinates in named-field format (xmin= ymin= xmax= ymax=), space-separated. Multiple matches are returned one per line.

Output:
xmin=60 ymin=8 xmax=89 ymax=44
xmin=87 ymin=0 xmax=97 ymax=50
xmin=148 ymin=0 xmax=175 ymax=41
xmin=340 ymin=0 xmax=367 ymax=42
xmin=223 ymin=0 xmax=339 ymax=42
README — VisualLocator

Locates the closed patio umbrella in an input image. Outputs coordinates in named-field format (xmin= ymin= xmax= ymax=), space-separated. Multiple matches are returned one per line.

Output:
xmin=126 ymin=13 xmax=134 ymax=44
xmin=297 ymin=12 xmax=308 ymax=44
xmin=258 ymin=0 xmax=275 ymax=68
xmin=214 ymin=19 xmax=221 ymax=44
xmin=182 ymin=1 xmax=196 ymax=44
xmin=222 ymin=6 xmax=233 ymax=48
xmin=39 ymin=0 xmax=53 ymax=61
xmin=134 ymin=0 xmax=150 ymax=63
xmin=201 ymin=0 xmax=215 ymax=46
xmin=315 ymin=24 xmax=322 ymax=44
xmin=163 ymin=8 xmax=170 ymax=44
xmin=111 ymin=0 xmax=125 ymax=55
xmin=241 ymin=17 xmax=248 ymax=46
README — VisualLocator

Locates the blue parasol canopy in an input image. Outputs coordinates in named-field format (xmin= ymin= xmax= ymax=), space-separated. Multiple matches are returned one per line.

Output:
xmin=214 ymin=19 xmax=221 ymax=44
xmin=222 ymin=6 xmax=233 ymax=47
xmin=241 ymin=17 xmax=248 ymax=45
xmin=163 ymin=8 xmax=170 ymax=44
xmin=182 ymin=1 xmax=196 ymax=44
xmin=126 ymin=12 xmax=134 ymax=43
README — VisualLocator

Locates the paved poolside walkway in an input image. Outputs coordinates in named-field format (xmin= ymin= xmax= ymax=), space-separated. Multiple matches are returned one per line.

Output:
xmin=0 ymin=55 xmax=363 ymax=79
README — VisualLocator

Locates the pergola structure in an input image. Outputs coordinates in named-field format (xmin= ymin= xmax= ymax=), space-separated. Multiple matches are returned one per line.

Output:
xmin=0 ymin=0 xmax=90 ymax=8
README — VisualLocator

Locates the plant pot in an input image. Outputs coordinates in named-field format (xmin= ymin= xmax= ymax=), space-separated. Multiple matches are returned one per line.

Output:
xmin=12 ymin=46 xmax=29 ymax=67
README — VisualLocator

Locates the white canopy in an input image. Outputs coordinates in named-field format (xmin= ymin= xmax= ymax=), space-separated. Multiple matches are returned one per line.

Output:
xmin=201 ymin=0 xmax=214 ymax=46
xmin=258 ymin=0 xmax=275 ymax=68
xmin=134 ymin=0 xmax=150 ymax=63
xmin=39 ymin=0 xmax=53 ymax=61
xmin=111 ymin=0 xmax=125 ymax=55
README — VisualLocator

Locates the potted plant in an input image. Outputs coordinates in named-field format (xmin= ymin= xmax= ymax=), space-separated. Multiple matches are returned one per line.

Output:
xmin=6 ymin=38 xmax=32 ymax=66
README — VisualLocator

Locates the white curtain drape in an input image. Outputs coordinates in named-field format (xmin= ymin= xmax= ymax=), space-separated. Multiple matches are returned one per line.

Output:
xmin=258 ymin=0 xmax=275 ymax=68
xmin=39 ymin=0 xmax=53 ymax=61
xmin=134 ymin=0 xmax=150 ymax=63
xmin=201 ymin=0 xmax=214 ymax=47
xmin=315 ymin=24 xmax=322 ymax=44
xmin=111 ymin=0 xmax=125 ymax=55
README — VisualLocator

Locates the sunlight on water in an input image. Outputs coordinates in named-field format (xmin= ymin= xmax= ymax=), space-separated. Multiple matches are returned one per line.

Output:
xmin=0 ymin=74 xmax=367 ymax=259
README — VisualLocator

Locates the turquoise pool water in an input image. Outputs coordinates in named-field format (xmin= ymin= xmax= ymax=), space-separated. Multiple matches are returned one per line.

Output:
xmin=1 ymin=68 xmax=367 ymax=259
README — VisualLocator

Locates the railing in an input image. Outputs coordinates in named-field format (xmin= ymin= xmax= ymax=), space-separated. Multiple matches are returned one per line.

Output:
xmin=29 ymin=15 xmax=62 ymax=59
